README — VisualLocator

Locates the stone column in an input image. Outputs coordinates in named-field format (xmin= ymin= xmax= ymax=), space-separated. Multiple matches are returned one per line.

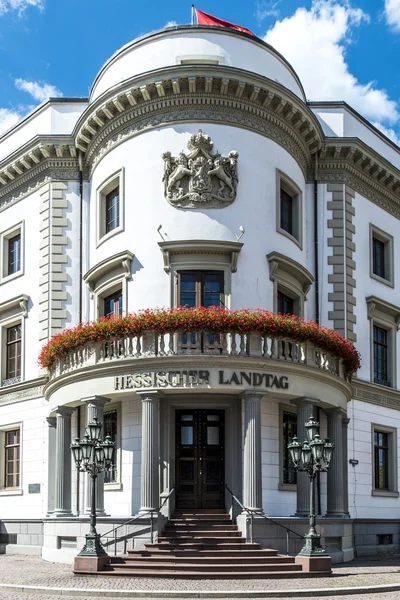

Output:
xmin=46 ymin=417 xmax=56 ymax=514
xmin=53 ymin=407 xmax=74 ymax=516
xmin=139 ymin=391 xmax=160 ymax=513
xmin=243 ymin=392 xmax=263 ymax=513
xmin=82 ymin=395 xmax=110 ymax=515
xmin=291 ymin=398 xmax=318 ymax=516
xmin=342 ymin=416 xmax=350 ymax=517
xmin=326 ymin=408 xmax=345 ymax=517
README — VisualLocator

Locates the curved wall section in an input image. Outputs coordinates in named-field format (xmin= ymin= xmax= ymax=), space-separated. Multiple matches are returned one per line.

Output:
xmin=87 ymin=123 xmax=309 ymax=317
xmin=90 ymin=28 xmax=305 ymax=102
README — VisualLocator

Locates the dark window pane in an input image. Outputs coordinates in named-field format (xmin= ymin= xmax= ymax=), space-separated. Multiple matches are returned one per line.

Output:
xmin=203 ymin=273 xmax=222 ymax=308
xmin=277 ymin=291 xmax=294 ymax=315
xmin=103 ymin=291 xmax=123 ymax=318
xmin=374 ymin=431 xmax=389 ymax=490
xmin=6 ymin=325 xmax=21 ymax=379
xmin=104 ymin=410 xmax=117 ymax=484
xmin=105 ymin=187 xmax=120 ymax=234
xmin=373 ymin=326 xmax=389 ymax=386
xmin=283 ymin=411 xmax=297 ymax=485
xmin=280 ymin=188 xmax=293 ymax=235
xmin=373 ymin=237 xmax=386 ymax=279
xmin=4 ymin=428 xmax=20 ymax=488
xmin=8 ymin=234 xmax=21 ymax=275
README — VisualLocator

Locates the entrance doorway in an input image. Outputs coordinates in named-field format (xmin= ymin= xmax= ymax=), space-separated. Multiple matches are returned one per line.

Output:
xmin=175 ymin=409 xmax=225 ymax=509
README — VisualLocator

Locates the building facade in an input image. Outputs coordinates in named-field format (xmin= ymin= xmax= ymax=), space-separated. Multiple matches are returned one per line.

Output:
xmin=0 ymin=24 xmax=400 ymax=564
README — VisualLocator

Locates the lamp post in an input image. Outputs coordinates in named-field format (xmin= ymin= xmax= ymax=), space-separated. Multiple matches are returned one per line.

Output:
xmin=71 ymin=417 xmax=115 ymax=559
xmin=288 ymin=416 xmax=334 ymax=556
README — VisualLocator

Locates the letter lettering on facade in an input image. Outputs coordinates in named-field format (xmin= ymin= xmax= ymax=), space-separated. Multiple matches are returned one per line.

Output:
xmin=265 ymin=374 xmax=273 ymax=387
xmin=188 ymin=370 xmax=198 ymax=385
xmin=229 ymin=372 xmax=240 ymax=385
xmin=156 ymin=372 xmax=168 ymax=387
xmin=252 ymin=373 xmax=263 ymax=387
xmin=219 ymin=370 xmax=229 ymax=384
xmin=199 ymin=370 xmax=210 ymax=384
xmin=126 ymin=375 xmax=134 ymax=389
xmin=271 ymin=376 xmax=280 ymax=388
xmin=279 ymin=376 xmax=289 ymax=389
xmin=240 ymin=372 xmax=252 ymax=386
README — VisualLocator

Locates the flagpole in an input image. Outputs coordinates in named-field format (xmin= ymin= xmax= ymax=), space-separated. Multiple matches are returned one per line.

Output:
xmin=191 ymin=4 xmax=195 ymax=25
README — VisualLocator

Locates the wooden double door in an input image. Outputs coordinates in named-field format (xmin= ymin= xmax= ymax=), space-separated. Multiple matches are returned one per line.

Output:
xmin=175 ymin=409 xmax=225 ymax=509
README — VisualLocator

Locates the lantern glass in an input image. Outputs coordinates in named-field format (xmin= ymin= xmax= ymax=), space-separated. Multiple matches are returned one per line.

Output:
xmin=102 ymin=435 xmax=115 ymax=462
xmin=95 ymin=444 xmax=105 ymax=465
xmin=323 ymin=439 xmax=334 ymax=464
xmin=301 ymin=442 xmax=312 ymax=466
xmin=71 ymin=438 xmax=82 ymax=465
xmin=305 ymin=416 xmax=319 ymax=441
xmin=87 ymin=417 xmax=102 ymax=442
xmin=311 ymin=434 xmax=324 ymax=460
xmin=80 ymin=434 xmax=93 ymax=462
xmin=288 ymin=437 xmax=301 ymax=464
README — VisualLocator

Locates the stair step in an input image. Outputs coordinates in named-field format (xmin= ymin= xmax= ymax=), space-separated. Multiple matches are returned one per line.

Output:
xmin=173 ymin=509 xmax=227 ymax=514
xmin=162 ymin=531 xmax=241 ymax=537
xmin=102 ymin=569 xmax=322 ymax=579
xmin=167 ymin=522 xmax=235 ymax=528
xmin=127 ymin=547 xmax=277 ymax=557
xmin=119 ymin=555 xmax=294 ymax=564
xmin=108 ymin=561 xmax=302 ymax=573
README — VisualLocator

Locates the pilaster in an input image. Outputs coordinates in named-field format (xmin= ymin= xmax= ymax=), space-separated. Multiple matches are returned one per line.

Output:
xmin=326 ymin=408 xmax=346 ymax=517
xmin=242 ymin=391 xmax=263 ymax=513
xmin=342 ymin=416 xmax=350 ymax=517
xmin=46 ymin=417 xmax=56 ymax=514
xmin=53 ymin=407 xmax=74 ymax=517
xmin=138 ymin=391 xmax=160 ymax=513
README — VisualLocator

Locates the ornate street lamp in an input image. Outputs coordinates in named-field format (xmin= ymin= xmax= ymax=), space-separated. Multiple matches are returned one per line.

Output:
xmin=288 ymin=416 xmax=334 ymax=557
xmin=71 ymin=417 xmax=115 ymax=559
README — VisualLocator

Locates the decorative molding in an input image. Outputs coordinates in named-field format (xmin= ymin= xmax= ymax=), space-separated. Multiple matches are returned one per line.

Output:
xmin=158 ymin=239 xmax=243 ymax=273
xmin=353 ymin=379 xmax=400 ymax=411
xmin=0 ymin=377 xmax=46 ymax=407
xmin=366 ymin=295 xmax=400 ymax=330
xmin=83 ymin=250 xmax=134 ymax=293
xmin=266 ymin=251 xmax=314 ymax=295
xmin=162 ymin=130 xmax=238 ymax=208
xmin=0 ymin=294 xmax=29 ymax=318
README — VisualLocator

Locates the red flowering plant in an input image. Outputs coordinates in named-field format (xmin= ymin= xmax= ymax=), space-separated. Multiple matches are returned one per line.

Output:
xmin=38 ymin=307 xmax=361 ymax=374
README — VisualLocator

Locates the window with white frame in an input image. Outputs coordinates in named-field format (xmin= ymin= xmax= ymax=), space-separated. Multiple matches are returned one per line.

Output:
xmin=371 ymin=424 xmax=398 ymax=497
xmin=0 ymin=222 xmax=24 ymax=283
xmin=97 ymin=170 xmax=124 ymax=245
xmin=0 ymin=424 xmax=22 ymax=493
xmin=276 ymin=170 xmax=302 ymax=247
xmin=370 ymin=225 xmax=394 ymax=287
xmin=267 ymin=252 xmax=314 ymax=318
xmin=0 ymin=295 xmax=28 ymax=388
xmin=367 ymin=296 xmax=400 ymax=389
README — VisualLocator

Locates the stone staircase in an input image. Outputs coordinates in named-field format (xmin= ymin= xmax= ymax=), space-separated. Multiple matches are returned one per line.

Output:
xmin=103 ymin=509 xmax=323 ymax=578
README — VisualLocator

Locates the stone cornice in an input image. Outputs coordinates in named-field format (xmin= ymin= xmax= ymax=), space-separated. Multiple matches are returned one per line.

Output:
xmin=83 ymin=250 xmax=134 ymax=293
xmin=0 ymin=376 xmax=47 ymax=407
xmin=267 ymin=251 xmax=314 ymax=294
xmin=158 ymin=239 xmax=243 ymax=273
xmin=353 ymin=379 xmax=400 ymax=411
xmin=73 ymin=65 xmax=323 ymax=173
xmin=317 ymin=138 xmax=400 ymax=219
xmin=0 ymin=294 xmax=30 ymax=317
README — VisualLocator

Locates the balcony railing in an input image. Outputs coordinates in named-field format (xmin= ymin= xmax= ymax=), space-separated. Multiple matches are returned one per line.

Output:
xmin=48 ymin=331 xmax=348 ymax=381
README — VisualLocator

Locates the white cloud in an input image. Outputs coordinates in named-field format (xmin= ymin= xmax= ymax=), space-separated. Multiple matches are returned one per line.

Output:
xmin=164 ymin=20 xmax=178 ymax=27
xmin=385 ymin=0 xmax=400 ymax=31
xmin=15 ymin=78 xmax=63 ymax=102
xmin=0 ymin=107 xmax=22 ymax=134
xmin=0 ymin=0 xmax=44 ymax=15
xmin=256 ymin=0 xmax=281 ymax=24
xmin=371 ymin=121 xmax=400 ymax=146
xmin=264 ymin=0 xmax=399 ymax=125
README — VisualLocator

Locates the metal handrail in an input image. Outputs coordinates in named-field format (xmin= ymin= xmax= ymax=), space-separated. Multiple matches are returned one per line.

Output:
xmin=225 ymin=484 xmax=303 ymax=555
xmin=101 ymin=487 xmax=175 ymax=555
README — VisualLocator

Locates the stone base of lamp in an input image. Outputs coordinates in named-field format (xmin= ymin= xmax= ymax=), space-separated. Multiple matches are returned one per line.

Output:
xmin=295 ymin=554 xmax=332 ymax=574
xmin=73 ymin=554 xmax=110 ymax=573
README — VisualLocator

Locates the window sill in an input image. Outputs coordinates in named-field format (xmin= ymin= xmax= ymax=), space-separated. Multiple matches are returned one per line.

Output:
xmin=370 ymin=272 xmax=394 ymax=288
xmin=371 ymin=489 xmax=399 ymax=498
xmin=104 ymin=482 xmax=123 ymax=491
xmin=0 ymin=489 xmax=23 ymax=496
xmin=0 ymin=270 xmax=24 ymax=285
xmin=96 ymin=225 xmax=123 ymax=249
xmin=279 ymin=483 xmax=297 ymax=492
xmin=277 ymin=227 xmax=302 ymax=250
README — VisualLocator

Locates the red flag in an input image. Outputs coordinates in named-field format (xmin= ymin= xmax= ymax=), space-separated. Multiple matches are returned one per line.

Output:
xmin=195 ymin=9 xmax=255 ymax=37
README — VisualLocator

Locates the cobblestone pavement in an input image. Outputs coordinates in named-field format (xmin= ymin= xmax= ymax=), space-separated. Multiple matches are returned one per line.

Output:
xmin=1 ymin=554 xmax=400 ymax=595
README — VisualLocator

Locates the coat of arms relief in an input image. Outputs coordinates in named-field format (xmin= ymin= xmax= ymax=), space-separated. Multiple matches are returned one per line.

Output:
xmin=162 ymin=130 xmax=239 ymax=208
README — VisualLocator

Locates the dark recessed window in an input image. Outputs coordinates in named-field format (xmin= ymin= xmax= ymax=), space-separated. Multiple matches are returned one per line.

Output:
xmin=105 ymin=187 xmax=120 ymax=234
xmin=280 ymin=188 xmax=293 ymax=236
xmin=103 ymin=291 xmax=123 ymax=318
xmin=277 ymin=291 xmax=295 ymax=315
xmin=4 ymin=429 xmax=20 ymax=489
xmin=178 ymin=271 xmax=224 ymax=309
xmin=7 ymin=234 xmax=21 ymax=276
xmin=373 ymin=326 xmax=389 ymax=386
xmin=374 ymin=431 xmax=389 ymax=490
xmin=283 ymin=411 xmax=297 ymax=485
xmin=104 ymin=410 xmax=117 ymax=484
xmin=6 ymin=325 xmax=21 ymax=380
xmin=373 ymin=237 xmax=386 ymax=279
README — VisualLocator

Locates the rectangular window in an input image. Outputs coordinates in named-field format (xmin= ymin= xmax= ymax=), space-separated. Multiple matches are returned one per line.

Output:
xmin=4 ymin=428 xmax=20 ymax=489
xmin=6 ymin=325 xmax=21 ymax=381
xmin=283 ymin=411 xmax=297 ymax=485
xmin=280 ymin=188 xmax=293 ymax=235
xmin=103 ymin=410 xmax=117 ymax=484
xmin=103 ymin=291 xmax=123 ymax=318
xmin=105 ymin=187 xmax=120 ymax=234
xmin=178 ymin=271 xmax=224 ymax=308
xmin=373 ymin=325 xmax=389 ymax=386
xmin=7 ymin=234 xmax=21 ymax=276
xmin=373 ymin=237 xmax=386 ymax=279
xmin=277 ymin=291 xmax=294 ymax=315
xmin=374 ymin=430 xmax=389 ymax=490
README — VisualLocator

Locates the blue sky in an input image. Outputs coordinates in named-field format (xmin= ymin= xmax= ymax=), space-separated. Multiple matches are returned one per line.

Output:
xmin=1 ymin=0 xmax=400 ymax=142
